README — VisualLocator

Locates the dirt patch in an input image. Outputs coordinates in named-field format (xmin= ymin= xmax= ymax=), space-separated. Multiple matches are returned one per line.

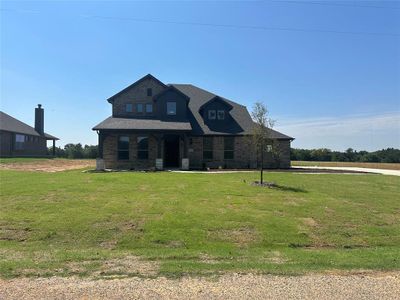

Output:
xmin=0 ymin=159 xmax=95 ymax=172
xmin=198 ymin=254 xmax=220 ymax=264
xmin=262 ymin=251 xmax=289 ymax=264
xmin=66 ymin=256 xmax=159 ymax=277
xmin=0 ymin=227 xmax=31 ymax=242
xmin=97 ymin=256 xmax=159 ymax=277
xmin=208 ymin=227 xmax=259 ymax=247
xmin=301 ymin=217 xmax=318 ymax=227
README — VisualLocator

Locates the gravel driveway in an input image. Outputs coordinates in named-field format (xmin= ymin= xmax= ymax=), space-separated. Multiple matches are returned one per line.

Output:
xmin=1 ymin=273 xmax=399 ymax=300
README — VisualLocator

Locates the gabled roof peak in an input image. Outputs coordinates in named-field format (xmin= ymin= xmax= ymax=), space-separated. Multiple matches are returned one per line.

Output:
xmin=199 ymin=95 xmax=234 ymax=112
xmin=153 ymin=85 xmax=190 ymax=102
xmin=107 ymin=74 xmax=167 ymax=103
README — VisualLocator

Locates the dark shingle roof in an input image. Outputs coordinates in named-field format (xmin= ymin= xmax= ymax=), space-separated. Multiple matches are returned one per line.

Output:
xmin=0 ymin=111 xmax=59 ymax=140
xmin=171 ymin=84 xmax=293 ymax=139
xmin=95 ymin=77 xmax=293 ymax=140
xmin=93 ymin=117 xmax=192 ymax=131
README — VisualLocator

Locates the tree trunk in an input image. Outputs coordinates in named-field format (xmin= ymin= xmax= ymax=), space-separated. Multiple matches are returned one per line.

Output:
xmin=260 ymin=144 xmax=264 ymax=184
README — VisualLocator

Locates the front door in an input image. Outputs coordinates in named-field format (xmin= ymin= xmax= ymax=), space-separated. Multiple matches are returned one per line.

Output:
xmin=164 ymin=135 xmax=180 ymax=168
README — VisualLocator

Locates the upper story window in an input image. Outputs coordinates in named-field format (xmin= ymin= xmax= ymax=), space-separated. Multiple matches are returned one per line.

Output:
xmin=266 ymin=145 xmax=273 ymax=152
xmin=147 ymin=88 xmax=152 ymax=96
xmin=217 ymin=110 xmax=225 ymax=120
xmin=146 ymin=103 xmax=153 ymax=113
xmin=136 ymin=103 xmax=143 ymax=113
xmin=167 ymin=102 xmax=177 ymax=115
xmin=208 ymin=110 xmax=216 ymax=120
xmin=126 ymin=103 xmax=133 ymax=113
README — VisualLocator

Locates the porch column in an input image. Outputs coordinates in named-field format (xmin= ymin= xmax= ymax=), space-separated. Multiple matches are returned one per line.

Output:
xmin=184 ymin=134 xmax=189 ymax=158
xmin=52 ymin=139 xmax=55 ymax=156
xmin=98 ymin=132 xmax=104 ymax=159
xmin=154 ymin=134 xmax=164 ymax=170
xmin=156 ymin=134 xmax=163 ymax=159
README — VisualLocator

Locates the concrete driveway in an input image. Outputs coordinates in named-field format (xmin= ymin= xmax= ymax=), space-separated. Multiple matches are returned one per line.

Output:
xmin=291 ymin=166 xmax=400 ymax=176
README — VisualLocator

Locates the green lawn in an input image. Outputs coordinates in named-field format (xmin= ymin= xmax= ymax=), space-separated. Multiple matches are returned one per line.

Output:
xmin=0 ymin=168 xmax=399 ymax=278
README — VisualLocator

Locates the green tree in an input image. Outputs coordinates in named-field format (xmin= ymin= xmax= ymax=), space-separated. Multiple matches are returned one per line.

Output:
xmin=251 ymin=102 xmax=275 ymax=184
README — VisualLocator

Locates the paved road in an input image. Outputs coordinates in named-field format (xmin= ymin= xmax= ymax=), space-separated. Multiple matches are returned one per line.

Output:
xmin=1 ymin=273 xmax=399 ymax=300
xmin=291 ymin=166 xmax=400 ymax=176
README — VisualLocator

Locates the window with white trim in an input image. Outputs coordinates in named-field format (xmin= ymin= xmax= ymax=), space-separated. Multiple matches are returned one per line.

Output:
xmin=217 ymin=110 xmax=225 ymax=120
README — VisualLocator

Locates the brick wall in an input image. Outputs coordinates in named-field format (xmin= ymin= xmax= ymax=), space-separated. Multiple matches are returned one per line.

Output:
xmin=102 ymin=133 xmax=291 ymax=170
xmin=102 ymin=132 xmax=158 ymax=169
xmin=111 ymin=77 xmax=166 ymax=118
xmin=187 ymin=136 xmax=290 ymax=169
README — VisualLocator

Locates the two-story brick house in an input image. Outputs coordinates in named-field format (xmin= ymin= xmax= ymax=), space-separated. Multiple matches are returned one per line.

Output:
xmin=93 ymin=74 xmax=293 ymax=170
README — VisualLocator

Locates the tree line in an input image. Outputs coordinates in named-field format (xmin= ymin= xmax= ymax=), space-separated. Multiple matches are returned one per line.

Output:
xmin=291 ymin=148 xmax=400 ymax=163
xmin=48 ymin=144 xmax=98 ymax=159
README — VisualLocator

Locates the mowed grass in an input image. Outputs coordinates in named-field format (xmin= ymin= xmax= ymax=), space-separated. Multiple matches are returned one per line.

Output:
xmin=292 ymin=160 xmax=400 ymax=170
xmin=0 ymin=168 xmax=399 ymax=278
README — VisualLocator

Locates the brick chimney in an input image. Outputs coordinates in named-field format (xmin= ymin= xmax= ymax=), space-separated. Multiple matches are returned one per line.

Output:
xmin=35 ymin=104 xmax=44 ymax=135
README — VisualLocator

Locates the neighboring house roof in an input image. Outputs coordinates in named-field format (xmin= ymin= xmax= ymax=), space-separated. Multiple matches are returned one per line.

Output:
xmin=0 ymin=111 xmax=59 ymax=140
xmin=93 ymin=117 xmax=192 ymax=131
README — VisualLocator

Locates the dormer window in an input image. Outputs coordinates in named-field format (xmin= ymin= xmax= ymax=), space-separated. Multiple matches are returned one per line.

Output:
xmin=217 ymin=110 xmax=225 ymax=120
xmin=167 ymin=102 xmax=176 ymax=115
xmin=208 ymin=110 xmax=216 ymax=120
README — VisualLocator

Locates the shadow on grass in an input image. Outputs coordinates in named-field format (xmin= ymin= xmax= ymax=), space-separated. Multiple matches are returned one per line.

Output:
xmin=274 ymin=184 xmax=308 ymax=193
xmin=251 ymin=181 xmax=308 ymax=193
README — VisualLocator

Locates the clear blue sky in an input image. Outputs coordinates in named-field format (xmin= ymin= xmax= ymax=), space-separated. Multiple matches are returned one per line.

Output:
xmin=1 ymin=1 xmax=399 ymax=151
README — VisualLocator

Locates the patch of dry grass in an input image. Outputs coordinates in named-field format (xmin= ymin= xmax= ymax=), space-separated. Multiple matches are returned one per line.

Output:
xmin=0 ymin=158 xmax=95 ymax=172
